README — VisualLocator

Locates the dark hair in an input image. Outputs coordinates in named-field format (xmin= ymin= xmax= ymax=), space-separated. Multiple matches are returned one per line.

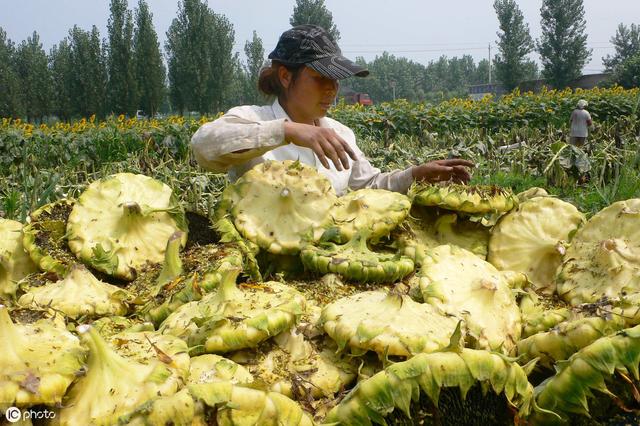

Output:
xmin=257 ymin=60 xmax=305 ymax=98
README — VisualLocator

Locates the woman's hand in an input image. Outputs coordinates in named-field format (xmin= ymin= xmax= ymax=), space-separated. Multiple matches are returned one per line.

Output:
xmin=412 ymin=159 xmax=475 ymax=184
xmin=284 ymin=122 xmax=357 ymax=171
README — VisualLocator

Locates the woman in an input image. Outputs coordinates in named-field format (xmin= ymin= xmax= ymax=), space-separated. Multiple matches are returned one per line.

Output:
xmin=569 ymin=99 xmax=593 ymax=147
xmin=191 ymin=24 xmax=473 ymax=195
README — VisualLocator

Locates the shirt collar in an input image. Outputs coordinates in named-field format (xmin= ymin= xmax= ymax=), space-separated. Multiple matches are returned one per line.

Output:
xmin=271 ymin=98 xmax=329 ymax=127
xmin=272 ymin=98 xmax=290 ymax=120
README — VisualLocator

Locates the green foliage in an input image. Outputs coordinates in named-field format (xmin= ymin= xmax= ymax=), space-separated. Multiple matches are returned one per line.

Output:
xmin=165 ymin=0 xmax=236 ymax=114
xmin=428 ymin=55 xmax=478 ymax=93
xmin=289 ymin=0 xmax=340 ymax=41
xmin=493 ymin=0 xmax=536 ymax=91
xmin=133 ymin=0 xmax=166 ymax=117
xmin=612 ymin=53 xmax=640 ymax=89
xmin=0 ymin=28 xmax=24 ymax=118
xmin=604 ymin=23 xmax=640 ymax=89
xmin=475 ymin=59 xmax=491 ymax=85
xmin=15 ymin=31 xmax=52 ymax=122
xmin=350 ymin=115 xmax=640 ymax=216
xmin=330 ymin=87 xmax=640 ymax=140
xmin=49 ymin=40 xmax=74 ymax=120
xmin=50 ymin=26 xmax=108 ymax=120
xmin=0 ymin=116 xmax=225 ymax=221
xmin=538 ymin=0 xmax=592 ymax=89
xmin=603 ymin=23 xmax=640 ymax=72
xmin=107 ymin=0 xmax=137 ymax=116
xmin=67 ymin=26 xmax=108 ymax=118
xmin=472 ymin=171 xmax=546 ymax=195
xmin=243 ymin=31 xmax=266 ymax=105
xmin=345 ymin=54 xmax=487 ymax=104
xmin=2 ymin=89 xmax=639 ymax=223
xmin=346 ymin=52 xmax=426 ymax=103
xmin=222 ymin=53 xmax=248 ymax=109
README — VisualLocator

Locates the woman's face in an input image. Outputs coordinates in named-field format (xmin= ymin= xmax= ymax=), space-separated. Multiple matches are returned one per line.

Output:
xmin=280 ymin=66 xmax=339 ymax=124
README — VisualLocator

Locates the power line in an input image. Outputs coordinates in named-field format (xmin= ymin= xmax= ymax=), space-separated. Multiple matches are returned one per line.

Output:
xmin=340 ymin=42 xmax=490 ymax=47
xmin=343 ymin=43 xmax=614 ymax=55
xmin=341 ymin=41 xmax=619 ymax=48
xmin=343 ymin=47 xmax=489 ymax=54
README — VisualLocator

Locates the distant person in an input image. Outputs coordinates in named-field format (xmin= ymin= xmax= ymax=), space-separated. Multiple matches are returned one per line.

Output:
xmin=569 ymin=99 xmax=592 ymax=147
xmin=190 ymin=24 xmax=473 ymax=195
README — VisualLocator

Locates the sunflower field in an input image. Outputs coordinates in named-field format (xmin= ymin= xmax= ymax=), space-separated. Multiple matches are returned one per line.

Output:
xmin=1 ymin=86 xmax=639 ymax=223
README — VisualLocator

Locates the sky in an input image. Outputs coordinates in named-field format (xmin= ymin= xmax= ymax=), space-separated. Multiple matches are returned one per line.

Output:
xmin=2 ymin=0 xmax=639 ymax=75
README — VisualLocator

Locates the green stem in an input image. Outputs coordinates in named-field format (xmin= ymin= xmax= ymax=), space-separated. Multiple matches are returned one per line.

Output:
xmin=78 ymin=325 xmax=140 ymax=376
xmin=543 ymin=144 xmax=569 ymax=174
xmin=344 ymin=229 xmax=372 ymax=253
xmin=215 ymin=268 xmax=242 ymax=302
xmin=157 ymin=231 xmax=184 ymax=286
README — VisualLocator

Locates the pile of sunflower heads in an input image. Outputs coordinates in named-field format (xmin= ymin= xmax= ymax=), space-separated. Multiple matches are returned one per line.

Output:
xmin=1 ymin=160 xmax=640 ymax=425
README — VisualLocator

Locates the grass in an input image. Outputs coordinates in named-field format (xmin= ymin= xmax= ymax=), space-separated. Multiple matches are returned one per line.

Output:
xmin=469 ymin=162 xmax=640 ymax=216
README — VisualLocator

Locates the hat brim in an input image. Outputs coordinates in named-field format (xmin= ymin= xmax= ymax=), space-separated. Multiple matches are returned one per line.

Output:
xmin=307 ymin=55 xmax=369 ymax=80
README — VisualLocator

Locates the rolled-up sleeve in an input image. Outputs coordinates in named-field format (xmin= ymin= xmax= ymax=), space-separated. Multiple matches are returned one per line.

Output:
xmin=190 ymin=106 xmax=286 ymax=173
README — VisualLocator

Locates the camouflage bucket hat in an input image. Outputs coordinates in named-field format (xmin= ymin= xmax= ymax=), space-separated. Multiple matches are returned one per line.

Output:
xmin=268 ymin=24 xmax=369 ymax=80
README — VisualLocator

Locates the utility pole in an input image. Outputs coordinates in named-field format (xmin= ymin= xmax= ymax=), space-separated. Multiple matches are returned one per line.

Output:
xmin=488 ymin=43 xmax=492 ymax=84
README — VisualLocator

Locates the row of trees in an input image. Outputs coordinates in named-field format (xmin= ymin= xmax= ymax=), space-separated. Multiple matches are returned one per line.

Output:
xmin=343 ymin=0 xmax=637 ymax=103
xmin=0 ymin=0 xmax=268 ymax=120
xmin=603 ymin=23 xmax=640 ymax=88
xmin=0 ymin=0 xmax=167 ymax=121
xmin=491 ymin=0 xmax=638 ymax=91
xmin=0 ymin=0 xmax=638 ymax=120
xmin=348 ymin=0 xmax=637 ymax=100
xmin=346 ymin=54 xmax=505 ymax=103
xmin=0 ymin=0 xmax=348 ymax=120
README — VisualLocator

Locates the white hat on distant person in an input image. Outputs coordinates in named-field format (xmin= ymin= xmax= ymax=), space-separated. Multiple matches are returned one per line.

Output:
xmin=577 ymin=99 xmax=588 ymax=109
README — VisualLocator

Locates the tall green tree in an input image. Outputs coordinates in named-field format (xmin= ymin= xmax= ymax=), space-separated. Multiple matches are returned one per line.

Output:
xmin=166 ymin=0 xmax=236 ymax=114
xmin=133 ymin=0 xmax=166 ymax=116
xmin=537 ymin=0 xmax=591 ymax=89
xmin=425 ymin=56 xmax=450 ymax=93
xmin=49 ymin=40 xmax=74 ymax=120
xmin=225 ymin=52 xmax=248 ymax=107
xmin=603 ymin=23 xmax=640 ymax=72
xmin=0 ymin=28 xmax=23 ymax=118
xmin=243 ymin=30 xmax=266 ymax=104
xmin=15 ymin=31 xmax=52 ymax=122
xmin=612 ymin=52 xmax=640 ymax=88
xmin=473 ymin=59 xmax=490 ymax=85
xmin=493 ymin=0 xmax=536 ymax=91
xmin=290 ymin=0 xmax=340 ymax=41
xmin=521 ymin=60 xmax=540 ymax=81
xmin=446 ymin=56 xmax=478 ymax=91
xmin=107 ymin=0 xmax=137 ymax=115
xmin=343 ymin=54 xmax=494 ymax=103
xmin=78 ymin=26 xmax=108 ymax=118
xmin=206 ymin=10 xmax=236 ymax=113
xmin=346 ymin=52 xmax=426 ymax=103
xmin=165 ymin=0 xmax=197 ymax=115
xmin=55 ymin=26 xmax=108 ymax=119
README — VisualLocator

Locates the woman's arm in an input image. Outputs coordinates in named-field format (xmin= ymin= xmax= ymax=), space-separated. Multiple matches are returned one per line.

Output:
xmin=191 ymin=107 xmax=358 ymax=173
xmin=190 ymin=106 xmax=287 ymax=173
xmin=348 ymin=147 xmax=473 ymax=194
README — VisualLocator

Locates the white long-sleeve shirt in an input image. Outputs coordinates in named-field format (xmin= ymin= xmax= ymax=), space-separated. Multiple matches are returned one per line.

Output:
xmin=190 ymin=99 xmax=414 ymax=195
